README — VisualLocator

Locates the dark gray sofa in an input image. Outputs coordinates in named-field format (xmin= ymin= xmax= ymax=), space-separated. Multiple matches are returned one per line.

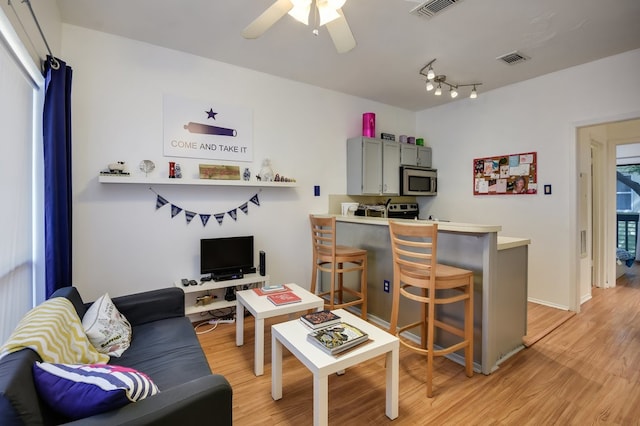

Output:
xmin=0 ymin=286 xmax=232 ymax=425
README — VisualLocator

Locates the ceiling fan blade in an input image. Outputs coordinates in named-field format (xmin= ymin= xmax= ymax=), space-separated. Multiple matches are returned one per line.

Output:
xmin=242 ymin=0 xmax=294 ymax=39
xmin=325 ymin=9 xmax=356 ymax=53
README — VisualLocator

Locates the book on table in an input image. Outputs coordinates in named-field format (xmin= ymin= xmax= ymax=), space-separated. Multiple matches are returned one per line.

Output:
xmin=299 ymin=310 xmax=341 ymax=330
xmin=253 ymin=284 xmax=290 ymax=296
xmin=307 ymin=322 xmax=369 ymax=355
xmin=267 ymin=291 xmax=301 ymax=306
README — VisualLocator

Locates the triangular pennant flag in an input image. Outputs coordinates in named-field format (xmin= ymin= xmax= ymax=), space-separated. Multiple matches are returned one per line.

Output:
xmin=249 ymin=193 xmax=260 ymax=206
xmin=200 ymin=214 xmax=211 ymax=226
xmin=215 ymin=213 xmax=225 ymax=225
xmin=171 ymin=204 xmax=183 ymax=218
xmin=227 ymin=208 xmax=238 ymax=221
xmin=185 ymin=210 xmax=196 ymax=224
xmin=239 ymin=202 xmax=249 ymax=215
xmin=156 ymin=195 xmax=169 ymax=209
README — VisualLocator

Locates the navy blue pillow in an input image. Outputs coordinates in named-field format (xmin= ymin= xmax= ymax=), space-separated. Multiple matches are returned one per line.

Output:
xmin=33 ymin=362 xmax=159 ymax=420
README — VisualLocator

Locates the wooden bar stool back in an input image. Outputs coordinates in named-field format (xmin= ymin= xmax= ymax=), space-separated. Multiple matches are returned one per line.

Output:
xmin=309 ymin=215 xmax=367 ymax=319
xmin=388 ymin=220 xmax=474 ymax=397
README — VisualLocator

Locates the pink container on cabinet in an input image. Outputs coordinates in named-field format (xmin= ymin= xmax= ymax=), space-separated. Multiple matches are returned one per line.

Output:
xmin=362 ymin=113 xmax=375 ymax=137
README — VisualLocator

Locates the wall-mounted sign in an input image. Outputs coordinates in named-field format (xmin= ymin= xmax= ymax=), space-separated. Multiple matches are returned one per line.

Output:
xmin=473 ymin=151 xmax=537 ymax=195
xmin=163 ymin=94 xmax=253 ymax=162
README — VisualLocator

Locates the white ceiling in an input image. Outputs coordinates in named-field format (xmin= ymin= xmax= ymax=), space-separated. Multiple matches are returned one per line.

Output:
xmin=55 ymin=0 xmax=640 ymax=111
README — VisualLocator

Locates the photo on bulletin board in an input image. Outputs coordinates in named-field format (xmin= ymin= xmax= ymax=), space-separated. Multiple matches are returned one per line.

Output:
xmin=473 ymin=151 xmax=537 ymax=195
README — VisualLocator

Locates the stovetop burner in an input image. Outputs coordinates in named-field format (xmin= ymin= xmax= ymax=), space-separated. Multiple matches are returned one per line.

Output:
xmin=386 ymin=203 xmax=419 ymax=219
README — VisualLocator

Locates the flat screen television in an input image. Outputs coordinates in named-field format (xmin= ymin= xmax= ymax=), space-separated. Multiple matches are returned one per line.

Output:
xmin=200 ymin=236 xmax=255 ymax=279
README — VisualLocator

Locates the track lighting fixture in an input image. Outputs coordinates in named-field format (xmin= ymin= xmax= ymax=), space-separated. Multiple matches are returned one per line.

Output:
xmin=419 ymin=59 xmax=481 ymax=100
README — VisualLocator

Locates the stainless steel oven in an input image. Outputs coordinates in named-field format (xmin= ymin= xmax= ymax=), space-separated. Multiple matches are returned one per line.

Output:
xmin=400 ymin=166 xmax=437 ymax=196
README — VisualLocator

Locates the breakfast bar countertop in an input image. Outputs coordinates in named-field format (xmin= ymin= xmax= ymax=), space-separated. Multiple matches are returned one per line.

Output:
xmin=332 ymin=215 xmax=530 ymax=250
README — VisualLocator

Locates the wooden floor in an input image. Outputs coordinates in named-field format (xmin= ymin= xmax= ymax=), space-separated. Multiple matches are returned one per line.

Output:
xmin=197 ymin=268 xmax=640 ymax=425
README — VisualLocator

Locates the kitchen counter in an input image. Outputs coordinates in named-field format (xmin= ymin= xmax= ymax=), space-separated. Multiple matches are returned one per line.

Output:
xmin=332 ymin=215 xmax=530 ymax=250
xmin=324 ymin=214 xmax=530 ymax=374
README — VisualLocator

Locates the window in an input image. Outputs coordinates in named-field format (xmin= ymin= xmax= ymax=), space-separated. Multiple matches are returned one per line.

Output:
xmin=0 ymin=10 xmax=45 ymax=344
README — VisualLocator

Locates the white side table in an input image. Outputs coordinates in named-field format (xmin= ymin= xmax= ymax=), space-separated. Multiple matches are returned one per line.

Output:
xmin=236 ymin=283 xmax=324 ymax=376
xmin=271 ymin=309 xmax=399 ymax=426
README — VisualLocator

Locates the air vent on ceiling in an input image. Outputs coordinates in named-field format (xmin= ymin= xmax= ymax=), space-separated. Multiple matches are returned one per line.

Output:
xmin=410 ymin=0 xmax=463 ymax=19
xmin=496 ymin=51 xmax=530 ymax=65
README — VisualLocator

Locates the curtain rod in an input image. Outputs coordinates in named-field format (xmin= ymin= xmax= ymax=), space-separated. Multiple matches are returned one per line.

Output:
xmin=11 ymin=0 xmax=59 ymax=69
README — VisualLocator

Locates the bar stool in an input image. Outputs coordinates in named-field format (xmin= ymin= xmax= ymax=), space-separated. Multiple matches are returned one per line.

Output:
xmin=388 ymin=220 xmax=474 ymax=397
xmin=309 ymin=214 xmax=367 ymax=319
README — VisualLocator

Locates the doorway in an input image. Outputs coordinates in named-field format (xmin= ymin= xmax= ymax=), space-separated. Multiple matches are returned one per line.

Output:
xmin=576 ymin=117 xmax=640 ymax=311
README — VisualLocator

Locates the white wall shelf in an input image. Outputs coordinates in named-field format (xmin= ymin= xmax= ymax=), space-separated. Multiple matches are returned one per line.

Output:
xmin=99 ymin=175 xmax=297 ymax=187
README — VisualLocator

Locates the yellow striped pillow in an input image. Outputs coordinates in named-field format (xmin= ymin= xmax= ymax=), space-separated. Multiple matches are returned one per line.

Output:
xmin=0 ymin=297 xmax=109 ymax=364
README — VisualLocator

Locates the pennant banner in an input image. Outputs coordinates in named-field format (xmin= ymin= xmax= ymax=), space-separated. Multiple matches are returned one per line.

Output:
xmin=215 ymin=213 xmax=225 ymax=225
xmin=171 ymin=204 xmax=183 ymax=218
xmin=156 ymin=195 xmax=169 ymax=209
xmin=200 ymin=214 xmax=211 ymax=226
xmin=150 ymin=188 xmax=261 ymax=227
xmin=185 ymin=210 xmax=196 ymax=224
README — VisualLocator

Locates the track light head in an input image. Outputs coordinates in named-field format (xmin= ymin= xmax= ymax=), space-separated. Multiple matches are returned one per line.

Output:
xmin=426 ymin=81 xmax=434 ymax=91
xmin=435 ymin=84 xmax=442 ymax=96
xmin=450 ymin=86 xmax=458 ymax=98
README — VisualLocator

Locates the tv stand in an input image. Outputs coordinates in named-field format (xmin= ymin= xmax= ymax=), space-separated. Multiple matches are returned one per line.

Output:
xmin=175 ymin=273 xmax=270 ymax=317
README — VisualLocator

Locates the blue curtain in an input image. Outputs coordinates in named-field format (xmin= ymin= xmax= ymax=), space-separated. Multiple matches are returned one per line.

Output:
xmin=43 ymin=56 xmax=73 ymax=297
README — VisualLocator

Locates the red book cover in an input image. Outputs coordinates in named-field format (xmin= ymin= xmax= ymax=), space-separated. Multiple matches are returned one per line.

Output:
xmin=267 ymin=291 xmax=301 ymax=306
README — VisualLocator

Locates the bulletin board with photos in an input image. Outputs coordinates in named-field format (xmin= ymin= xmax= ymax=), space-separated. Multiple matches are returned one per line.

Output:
xmin=473 ymin=151 xmax=537 ymax=195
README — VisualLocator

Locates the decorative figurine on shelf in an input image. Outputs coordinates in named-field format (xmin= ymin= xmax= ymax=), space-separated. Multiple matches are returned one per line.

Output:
xmin=100 ymin=161 xmax=130 ymax=176
xmin=258 ymin=158 xmax=274 ymax=182
xmin=168 ymin=161 xmax=176 ymax=178
xmin=174 ymin=163 xmax=182 ymax=179
xmin=139 ymin=160 xmax=155 ymax=177
xmin=243 ymin=167 xmax=251 ymax=181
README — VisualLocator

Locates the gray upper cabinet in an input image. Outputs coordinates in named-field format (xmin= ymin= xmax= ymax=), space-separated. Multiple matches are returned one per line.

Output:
xmin=400 ymin=144 xmax=432 ymax=168
xmin=347 ymin=137 xmax=400 ymax=195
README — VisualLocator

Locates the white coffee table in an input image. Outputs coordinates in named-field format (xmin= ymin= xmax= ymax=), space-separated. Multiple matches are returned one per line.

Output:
xmin=236 ymin=283 xmax=324 ymax=376
xmin=271 ymin=308 xmax=399 ymax=426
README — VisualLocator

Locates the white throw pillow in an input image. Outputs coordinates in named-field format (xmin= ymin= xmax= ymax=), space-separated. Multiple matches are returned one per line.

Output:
xmin=82 ymin=293 xmax=132 ymax=357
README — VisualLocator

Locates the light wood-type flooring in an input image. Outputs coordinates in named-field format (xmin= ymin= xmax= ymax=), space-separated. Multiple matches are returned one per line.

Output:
xmin=197 ymin=266 xmax=640 ymax=425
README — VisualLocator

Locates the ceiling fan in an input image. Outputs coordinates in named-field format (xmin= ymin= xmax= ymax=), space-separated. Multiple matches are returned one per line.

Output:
xmin=242 ymin=0 xmax=357 ymax=53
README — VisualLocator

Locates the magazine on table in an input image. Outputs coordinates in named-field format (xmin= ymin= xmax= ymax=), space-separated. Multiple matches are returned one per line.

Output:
xmin=267 ymin=291 xmax=301 ymax=306
xmin=299 ymin=310 xmax=341 ymax=330
xmin=307 ymin=322 xmax=369 ymax=355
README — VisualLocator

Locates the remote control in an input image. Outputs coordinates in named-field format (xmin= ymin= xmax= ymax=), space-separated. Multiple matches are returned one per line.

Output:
xmin=189 ymin=280 xmax=198 ymax=286
xmin=181 ymin=278 xmax=189 ymax=287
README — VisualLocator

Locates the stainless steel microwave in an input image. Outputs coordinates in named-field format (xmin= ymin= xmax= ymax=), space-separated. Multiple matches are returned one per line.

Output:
xmin=400 ymin=166 xmax=437 ymax=196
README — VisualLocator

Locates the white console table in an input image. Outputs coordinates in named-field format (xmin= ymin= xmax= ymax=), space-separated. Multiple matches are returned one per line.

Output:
xmin=175 ymin=273 xmax=270 ymax=317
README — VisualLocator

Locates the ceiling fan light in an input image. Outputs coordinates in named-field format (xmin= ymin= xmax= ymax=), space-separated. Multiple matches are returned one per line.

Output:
xmin=426 ymin=81 xmax=434 ymax=91
xmin=318 ymin=4 xmax=341 ymax=26
xmin=288 ymin=0 xmax=311 ymax=25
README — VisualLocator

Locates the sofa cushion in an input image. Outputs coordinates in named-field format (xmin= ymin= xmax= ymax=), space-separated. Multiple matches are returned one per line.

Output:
xmin=0 ymin=297 xmax=109 ymax=365
xmin=113 ymin=316 xmax=211 ymax=390
xmin=33 ymin=362 xmax=159 ymax=420
xmin=83 ymin=293 xmax=132 ymax=357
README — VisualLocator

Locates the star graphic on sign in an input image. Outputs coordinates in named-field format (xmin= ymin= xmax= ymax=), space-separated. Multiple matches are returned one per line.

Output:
xmin=206 ymin=108 xmax=217 ymax=119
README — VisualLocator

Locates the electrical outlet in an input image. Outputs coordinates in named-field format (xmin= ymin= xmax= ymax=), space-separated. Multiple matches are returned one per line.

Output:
xmin=383 ymin=280 xmax=390 ymax=293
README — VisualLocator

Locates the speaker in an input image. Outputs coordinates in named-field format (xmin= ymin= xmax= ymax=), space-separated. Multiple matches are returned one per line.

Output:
xmin=259 ymin=250 xmax=266 ymax=276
